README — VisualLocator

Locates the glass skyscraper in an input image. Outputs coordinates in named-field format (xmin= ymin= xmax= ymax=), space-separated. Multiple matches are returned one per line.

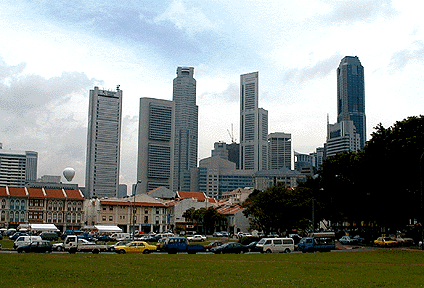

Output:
xmin=173 ymin=67 xmax=198 ymax=191
xmin=337 ymin=56 xmax=366 ymax=148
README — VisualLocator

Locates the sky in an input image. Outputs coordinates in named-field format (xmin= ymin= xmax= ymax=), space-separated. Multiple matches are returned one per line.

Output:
xmin=0 ymin=0 xmax=423 ymax=189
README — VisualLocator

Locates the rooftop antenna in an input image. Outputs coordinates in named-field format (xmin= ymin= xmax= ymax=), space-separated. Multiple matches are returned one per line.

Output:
xmin=116 ymin=84 xmax=120 ymax=91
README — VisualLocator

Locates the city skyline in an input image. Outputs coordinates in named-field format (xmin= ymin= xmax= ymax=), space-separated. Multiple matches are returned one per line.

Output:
xmin=1 ymin=1 xmax=423 ymax=187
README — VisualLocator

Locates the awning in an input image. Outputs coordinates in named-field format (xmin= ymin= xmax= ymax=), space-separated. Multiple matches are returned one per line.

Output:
xmin=94 ymin=225 xmax=123 ymax=233
xmin=18 ymin=224 xmax=59 ymax=232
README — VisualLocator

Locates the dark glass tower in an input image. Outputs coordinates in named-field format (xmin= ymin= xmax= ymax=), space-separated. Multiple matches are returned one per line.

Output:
xmin=337 ymin=56 xmax=366 ymax=148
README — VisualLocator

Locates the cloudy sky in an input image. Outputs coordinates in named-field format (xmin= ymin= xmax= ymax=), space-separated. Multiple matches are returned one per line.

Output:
xmin=1 ymin=0 xmax=423 ymax=189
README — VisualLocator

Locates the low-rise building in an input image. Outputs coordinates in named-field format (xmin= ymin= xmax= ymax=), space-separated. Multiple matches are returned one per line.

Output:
xmin=252 ymin=167 xmax=307 ymax=191
xmin=84 ymin=193 xmax=171 ymax=234
xmin=0 ymin=186 xmax=84 ymax=231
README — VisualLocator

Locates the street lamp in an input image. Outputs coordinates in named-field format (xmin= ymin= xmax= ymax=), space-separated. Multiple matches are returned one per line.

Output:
xmin=131 ymin=181 xmax=141 ymax=240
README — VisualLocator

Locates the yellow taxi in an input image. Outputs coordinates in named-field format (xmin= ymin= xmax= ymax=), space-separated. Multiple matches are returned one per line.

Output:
xmin=374 ymin=237 xmax=397 ymax=247
xmin=114 ymin=241 xmax=157 ymax=254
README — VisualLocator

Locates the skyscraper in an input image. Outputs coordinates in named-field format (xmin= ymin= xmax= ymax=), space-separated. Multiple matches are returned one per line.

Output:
xmin=337 ymin=56 xmax=366 ymax=148
xmin=85 ymin=86 xmax=122 ymax=199
xmin=0 ymin=150 xmax=37 ymax=187
xmin=173 ymin=67 xmax=198 ymax=191
xmin=137 ymin=98 xmax=175 ymax=194
xmin=268 ymin=132 xmax=292 ymax=170
xmin=240 ymin=72 xmax=268 ymax=171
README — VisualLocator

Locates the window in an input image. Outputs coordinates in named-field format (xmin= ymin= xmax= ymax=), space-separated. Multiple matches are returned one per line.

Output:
xmin=109 ymin=206 xmax=113 ymax=211
xmin=1 ymin=199 xmax=5 ymax=209
xmin=47 ymin=212 xmax=52 ymax=222
xmin=109 ymin=216 xmax=113 ymax=221
xmin=20 ymin=211 xmax=25 ymax=222
xmin=102 ymin=216 xmax=106 ymax=221
xmin=10 ymin=200 xmax=14 ymax=210
xmin=1 ymin=211 xmax=5 ymax=221
xmin=145 ymin=209 xmax=148 ymax=214
xmin=20 ymin=200 xmax=25 ymax=210
xmin=144 ymin=216 xmax=148 ymax=224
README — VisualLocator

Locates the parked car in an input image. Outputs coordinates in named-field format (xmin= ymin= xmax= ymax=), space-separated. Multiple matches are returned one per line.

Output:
xmin=114 ymin=241 xmax=157 ymax=254
xmin=95 ymin=235 xmax=114 ymax=242
xmin=256 ymin=238 xmax=295 ymax=253
xmin=17 ymin=240 xmax=52 ymax=253
xmin=187 ymin=235 xmax=206 ymax=242
xmin=14 ymin=236 xmax=43 ymax=249
xmin=213 ymin=232 xmax=223 ymax=237
xmin=52 ymin=242 xmax=64 ymax=251
xmin=338 ymin=235 xmax=358 ymax=245
xmin=374 ymin=237 xmax=398 ymax=247
xmin=395 ymin=237 xmax=414 ymax=246
xmin=246 ymin=241 xmax=261 ymax=252
xmin=296 ymin=232 xmax=336 ymax=253
xmin=10 ymin=232 xmax=28 ymax=241
xmin=40 ymin=232 xmax=59 ymax=241
xmin=204 ymin=241 xmax=225 ymax=251
xmin=211 ymin=242 xmax=248 ymax=254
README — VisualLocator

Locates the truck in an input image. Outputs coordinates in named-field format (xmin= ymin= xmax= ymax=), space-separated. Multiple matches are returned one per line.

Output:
xmin=162 ymin=237 xmax=205 ymax=254
xmin=296 ymin=232 xmax=335 ymax=253
xmin=63 ymin=235 xmax=108 ymax=254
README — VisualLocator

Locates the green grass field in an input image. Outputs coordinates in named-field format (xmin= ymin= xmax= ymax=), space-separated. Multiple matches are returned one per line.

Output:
xmin=0 ymin=249 xmax=423 ymax=287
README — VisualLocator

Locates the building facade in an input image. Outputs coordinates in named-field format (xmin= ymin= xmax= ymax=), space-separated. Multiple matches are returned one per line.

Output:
xmin=326 ymin=120 xmax=361 ymax=157
xmin=173 ymin=67 xmax=198 ymax=191
xmin=0 ymin=186 xmax=84 ymax=231
xmin=0 ymin=150 xmax=37 ymax=187
xmin=268 ymin=132 xmax=292 ymax=170
xmin=194 ymin=156 xmax=253 ymax=199
xmin=85 ymin=86 xmax=123 ymax=199
xmin=252 ymin=167 xmax=306 ymax=191
xmin=337 ymin=56 xmax=366 ymax=148
xmin=137 ymin=98 xmax=175 ymax=194
xmin=84 ymin=194 xmax=171 ymax=234
xmin=240 ymin=72 xmax=268 ymax=171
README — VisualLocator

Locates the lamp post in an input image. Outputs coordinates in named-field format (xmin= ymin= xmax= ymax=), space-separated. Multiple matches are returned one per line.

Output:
xmin=131 ymin=181 xmax=141 ymax=240
xmin=420 ymin=152 xmax=424 ymax=250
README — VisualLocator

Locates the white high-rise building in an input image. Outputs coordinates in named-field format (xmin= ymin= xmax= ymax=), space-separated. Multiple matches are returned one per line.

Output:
xmin=326 ymin=120 xmax=360 ymax=157
xmin=0 ymin=150 xmax=37 ymax=187
xmin=173 ymin=67 xmax=198 ymax=191
xmin=137 ymin=98 xmax=175 ymax=194
xmin=240 ymin=72 xmax=268 ymax=171
xmin=85 ymin=86 xmax=122 ymax=199
xmin=268 ymin=132 xmax=292 ymax=170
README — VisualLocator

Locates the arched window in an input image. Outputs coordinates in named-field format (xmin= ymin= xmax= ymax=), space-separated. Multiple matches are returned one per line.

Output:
xmin=53 ymin=212 xmax=57 ymax=223
xmin=48 ymin=200 xmax=52 ymax=210
xmin=72 ymin=213 xmax=76 ymax=223
xmin=20 ymin=211 xmax=25 ymax=222
xmin=47 ymin=212 xmax=52 ymax=222
xmin=10 ymin=200 xmax=14 ymax=210
xmin=1 ymin=199 xmax=6 ymax=209
xmin=9 ymin=211 xmax=14 ymax=222
xmin=66 ymin=213 xmax=71 ymax=222
xmin=1 ymin=211 xmax=5 ymax=221
xmin=77 ymin=213 xmax=81 ymax=222
xmin=20 ymin=200 xmax=25 ymax=210
xmin=58 ymin=212 xmax=63 ymax=222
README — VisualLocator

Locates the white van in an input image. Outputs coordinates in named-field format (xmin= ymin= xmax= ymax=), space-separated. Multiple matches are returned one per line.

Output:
xmin=256 ymin=238 xmax=294 ymax=253
xmin=14 ymin=236 xmax=42 ymax=249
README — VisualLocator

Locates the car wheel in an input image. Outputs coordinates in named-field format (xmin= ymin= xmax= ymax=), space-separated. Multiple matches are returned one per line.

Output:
xmin=284 ymin=248 xmax=291 ymax=253
xmin=143 ymin=249 xmax=150 ymax=254
xmin=57 ymin=246 xmax=63 ymax=252
xmin=119 ymin=249 xmax=126 ymax=254
xmin=266 ymin=249 xmax=272 ymax=253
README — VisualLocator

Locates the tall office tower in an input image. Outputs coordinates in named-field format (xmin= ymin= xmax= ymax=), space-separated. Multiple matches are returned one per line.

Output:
xmin=173 ymin=67 xmax=198 ymax=191
xmin=0 ymin=150 xmax=37 ymax=186
xmin=326 ymin=120 xmax=360 ymax=157
xmin=337 ymin=56 xmax=366 ymax=148
xmin=85 ymin=86 xmax=122 ymax=199
xmin=137 ymin=98 xmax=175 ymax=194
xmin=240 ymin=72 xmax=268 ymax=171
xmin=268 ymin=132 xmax=292 ymax=170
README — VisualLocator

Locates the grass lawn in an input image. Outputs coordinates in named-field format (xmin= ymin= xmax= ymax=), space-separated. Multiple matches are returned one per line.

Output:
xmin=0 ymin=249 xmax=423 ymax=287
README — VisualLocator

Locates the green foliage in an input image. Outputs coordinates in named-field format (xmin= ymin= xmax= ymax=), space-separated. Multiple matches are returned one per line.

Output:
xmin=307 ymin=115 xmax=424 ymax=231
xmin=182 ymin=207 xmax=226 ymax=234
xmin=242 ymin=186 xmax=313 ymax=234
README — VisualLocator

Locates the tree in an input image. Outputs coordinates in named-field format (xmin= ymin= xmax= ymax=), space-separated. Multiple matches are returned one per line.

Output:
xmin=242 ymin=186 xmax=313 ymax=234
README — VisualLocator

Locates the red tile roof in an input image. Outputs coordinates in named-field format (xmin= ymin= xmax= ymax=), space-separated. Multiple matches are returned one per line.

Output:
xmin=26 ymin=188 xmax=45 ymax=198
xmin=177 ymin=191 xmax=207 ymax=201
xmin=64 ymin=190 xmax=84 ymax=200
xmin=8 ymin=187 xmax=27 ymax=197
xmin=44 ymin=189 xmax=66 ymax=198
xmin=217 ymin=204 xmax=244 ymax=215
xmin=0 ymin=186 xmax=7 ymax=196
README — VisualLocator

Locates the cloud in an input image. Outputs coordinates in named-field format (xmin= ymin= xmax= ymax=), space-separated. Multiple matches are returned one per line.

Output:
xmin=389 ymin=40 xmax=424 ymax=70
xmin=321 ymin=0 xmax=397 ymax=25
xmin=283 ymin=53 xmax=343 ymax=83
xmin=0 ymin=58 xmax=101 ymax=184
xmin=154 ymin=0 xmax=218 ymax=37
